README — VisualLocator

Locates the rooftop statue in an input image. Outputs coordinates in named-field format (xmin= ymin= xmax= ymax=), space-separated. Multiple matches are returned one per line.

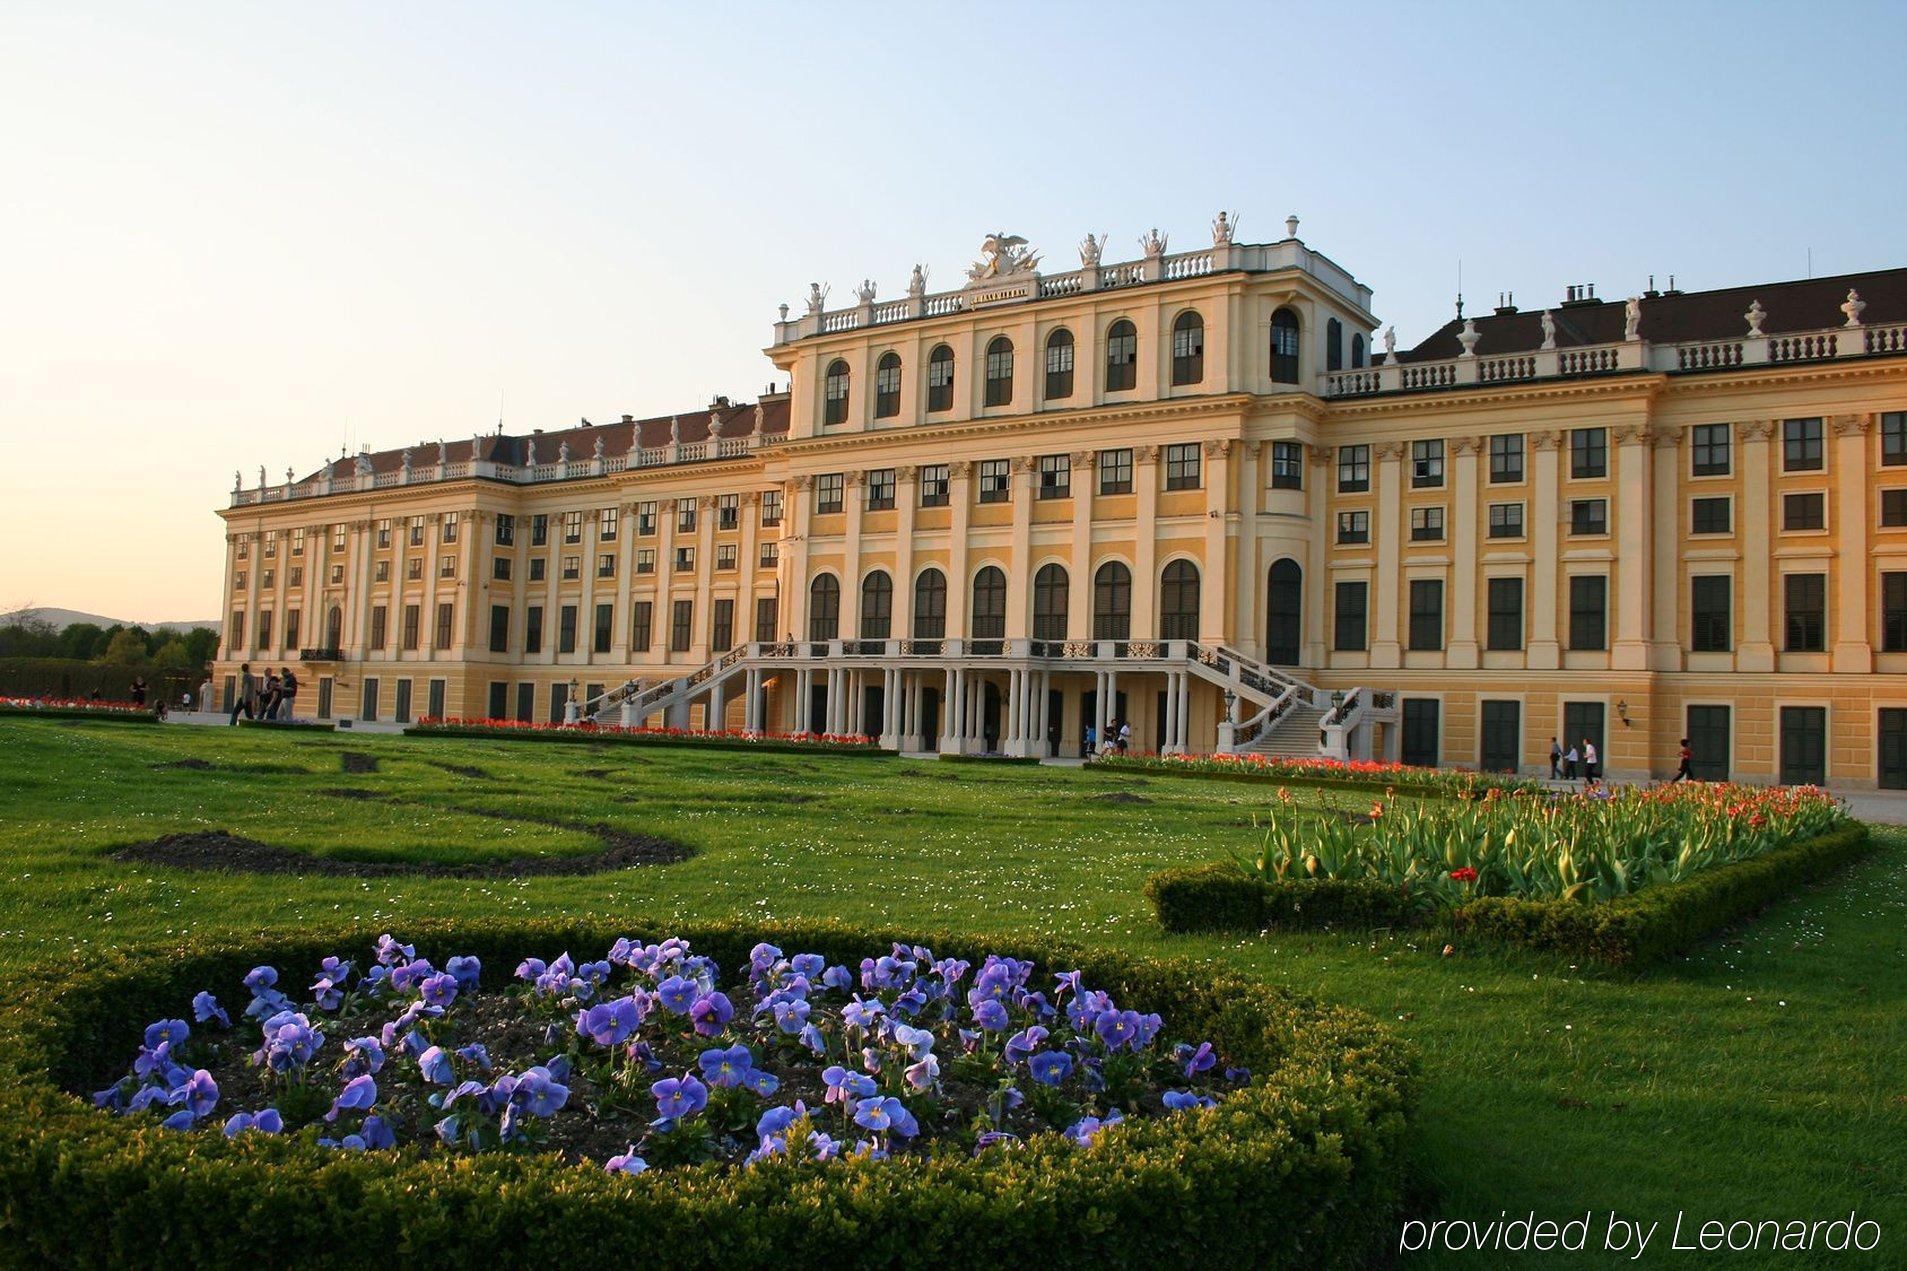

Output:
xmin=907 ymin=264 xmax=926 ymax=297
xmin=1540 ymin=310 xmax=1557 ymax=350
xmin=1211 ymin=211 xmax=1237 ymax=246
xmin=1624 ymin=296 xmax=1642 ymax=341
xmin=1139 ymin=227 xmax=1168 ymax=257
xmin=1078 ymin=233 xmax=1104 ymax=267
xmin=967 ymin=233 xmax=1040 ymax=284
xmin=855 ymin=279 xmax=877 ymax=304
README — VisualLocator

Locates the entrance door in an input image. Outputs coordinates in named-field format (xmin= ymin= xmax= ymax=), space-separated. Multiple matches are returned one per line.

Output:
xmin=394 ymin=679 xmax=413 ymax=724
xmin=1687 ymin=705 xmax=1731 ymax=781
xmin=1265 ymin=559 xmax=1302 ymax=665
xmin=1779 ymin=706 xmax=1827 ymax=786
xmin=1479 ymin=699 xmax=1520 ymax=773
xmin=316 ymin=677 xmax=333 ymax=720
xmin=1155 ymin=689 xmax=1168 ymax=752
xmin=981 ymin=682 xmax=1001 ymax=752
xmin=1047 ymin=688 xmax=1064 ymax=756
xmin=808 ymin=682 xmax=827 ymax=734
xmin=862 ymin=684 xmax=884 ymax=739
xmin=360 ymin=677 xmax=380 ymax=722
xmin=515 ymin=682 xmax=535 ymax=723
xmin=919 ymin=687 xmax=940 ymax=750
xmin=549 ymin=682 xmax=569 ymax=724
xmin=1881 ymin=709 xmax=1907 ymax=790
xmin=488 ymin=682 xmax=508 ymax=719
xmin=1562 ymin=701 xmax=1606 ymax=769
xmin=1401 ymin=698 xmax=1440 ymax=767
xmin=428 ymin=679 xmax=447 ymax=720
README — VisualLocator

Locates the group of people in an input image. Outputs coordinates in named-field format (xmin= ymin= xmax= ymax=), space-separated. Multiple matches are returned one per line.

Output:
xmin=1083 ymin=719 xmax=1132 ymax=757
xmin=1548 ymin=737 xmax=1601 ymax=784
xmin=227 ymin=662 xmax=299 ymax=724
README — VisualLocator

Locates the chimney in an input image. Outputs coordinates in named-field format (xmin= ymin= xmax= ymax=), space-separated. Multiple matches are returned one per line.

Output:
xmin=1493 ymin=291 xmax=1517 ymax=316
xmin=621 ymin=414 xmax=633 ymax=424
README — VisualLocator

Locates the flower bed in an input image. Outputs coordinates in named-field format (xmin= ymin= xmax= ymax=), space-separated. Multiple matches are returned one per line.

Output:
xmin=408 ymin=717 xmax=886 ymax=756
xmin=1091 ymin=752 xmax=1542 ymax=797
xmin=0 ymin=695 xmax=158 ymax=723
xmin=2 ymin=919 xmax=1415 ymax=1267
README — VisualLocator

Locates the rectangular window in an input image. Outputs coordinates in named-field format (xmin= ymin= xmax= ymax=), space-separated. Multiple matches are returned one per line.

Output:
xmin=492 ymin=556 xmax=511 ymax=581
xmin=875 ymin=357 xmax=902 ymax=417
xmin=370 ymin=605 xmax=387 ymax=651
xmin=256 ymin=609 xmax=272 ymax=650
xmin=1336 ymin=510 xmax=1370 ymax=544
xmin=1410 ymin=439 xmax=1445 ymax=488
xmin=629 ymin=601 xmax=652 ymax=652
xmin=562 ymin=555 xmax=579 ymax=580
xmin=866 ymin=468 xmax=896 ymax=510
xmin=754 ymin=596 xmax=778 ymax=644
xmin=489 ymin=604 xmax=509 ymax=653
xmin=1884 ymin=489 xmax=1907 ymax=528
xmin=1098 ymin=449 xmax=1133 ymax=495
xmin=1784 ymin=573 xmax=1825 ymax=651
xmin=1568 ymin=575 xmax=1607 ymax=651
xmin=527 ymin=558 xmax=544 ymax=581
xmin=441 ymin=512 xmax=459 ymax=543
xmin=1407 ymin=578 xmax=1444 ymax=651
xmin=717 ymin=494 xmax=739 ymax=530
xmin=495 ymin=514 xmax=515 ymax=546
xmin=596 ymin=553 xmax=615 ymax=578
xmin=674 ymin=546 xmax=694 ymax=571
xmin=1332 ymin=581 xmax=1368 ymax=651
xmin=558 ymin=604 xmax=578 ymax=654
xmin=228 ymin=610 xmax=245 ymax=650
xmin=334 ymin=564 xmax=348 ymax=584
xmin=1690 ymin=423 xmax=1732 ymax=476
xmin=816 ymin=474 xmax=844 ymax=514
xmin=288 ymin=566 xmax=302 ymax=587
xmin=919 ymin=464 xmax=950 ymax=507
xmin=1038 ymin=454 xmax=1071 ymax=499
xmin=1570 ymin=498 xmax=1608 ymax=536
xmin=1885 ymin=412 xmax=1907 ymax=466
xmin=1164 ymin=443 xmax=1200 ymax=491
xmin=596 ymin=508 xmax=616 ymax=542
xmin=1570 ymin=427 xmax=1608 ymax=479
xmin=1489 ymin=434 xmax=1525 ymax=484
xmin=263 ymin=531 xmax=277 ymax=558
xmin=716 ymin=544 xmax=738 ymax=571
xmin=927 ymin=350 xmax=954 ymax=411
xmin=260 ymin=569 xmax=274 ymax=589
xmin=375 ymin=520 xmax=391 ymax=550
xmin=1783 ymin=417 xmax=1824 ymax=471
xmin=712 ymin=598 xmax=734 ymax=652
xmin=1486 ymin=577 xmax=1524 ymax=651
xmin=758 ymin=541 xmax=778 ymax=568
xmin=1337 ymin=444 xmax=1370 ymax=493
xmin=1883 ymin=573 xmax=1907 ymax=652
xmin=593 ymin=603 xmax=613 ymax=653
xmin=676 ymin=499 xmax=698 ymax=533
xmin=439 ymin=555 xmax=456 ymax=578
xmin=406 ymin=518 xmax=423 ymax=548
xmin=1690 ymin=576 xmax=1732 ymax=652
xmin=402 ymin=604 xmax=420 ymax=651
xmin=1409 ymin=506 xmax=1445 ymax=542
xmin=636 ymin=549 xmax=655 ymax=575
xmin=978 ymin=459 xmax=1010 ymax=503
xmin=524 ymin=605 xmax=543 ymax=654
xmin=1044 ymin=334 xmax=1074 ymax=399
xmin=531 ymin=514 xmax=549 ymax=546
xmin=433 ymin=602 xmax=453 ymax=650
xmin=284 ymin=609 xmax=300 ymax=651
xmin=1270 ymin=440 xmax=1304 ymax=490
xmin=1782 ymin=492 xmax=1825 ymax=531
xmin=1691 ymin=496 xmax=1732 ymax=535
xmin=760 ymin=489 xmax=782 ymax=526
xmin=670 ymin=599 xmax=693 ymax=653
xmin=291 ymin=528 xmax=304 ymax=556
xmin=1488 ymin=502 xmax=1525 ymax=539
xmin=635 ymin=502 xmax=657 ymax=535
xmin=233 ymin=570 xmax=247 ymax=589
xmin=563 ymin=511 xmax=582 ymax=543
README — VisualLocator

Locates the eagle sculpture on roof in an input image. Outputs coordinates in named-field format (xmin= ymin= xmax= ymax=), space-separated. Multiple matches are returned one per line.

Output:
xmin=967 ymin=232 xmax=1040 ymax=284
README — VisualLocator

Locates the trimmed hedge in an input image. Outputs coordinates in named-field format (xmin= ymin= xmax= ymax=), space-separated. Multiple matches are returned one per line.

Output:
xmin=404 ymin=726 xmax=892 ymax=758
xmin=0 ymin=919 xmax=1415 ymax=1269
xmin=1086 ymin=759 xmax=1524 ymax=801
xmin=1147 ymin=863 xmax=1421 ymax=933
xmin=1147 ymin=825 xmax=1874 ymax=966
xmin=936 ymin=752 xmax=1042 ymax=765
xmin=1447 ymin=823 xmax=1874 ymax=966
xmin=237 ymin=717 xmax=336 ymax=732
xmin=0 ymin=705 xmax=159 ymax=725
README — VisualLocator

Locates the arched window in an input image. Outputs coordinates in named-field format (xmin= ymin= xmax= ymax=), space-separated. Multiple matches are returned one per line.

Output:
xmin=913 ymin=568 xmax=947 ymax=639
xmin=1044 ymin=329 xmax=1075 ymax=400
xmin=984 ymin=336 xmax=1014 ymax=407
xmin=326 ymin=605 xmax=342 ymax=649
xmin=926 ymin=345 xmax=954 ymax=413
xmin=1351 ymin=332 xmax=1367 ymax=368
xmin=970 ymin=566 xmax=1007 ymax=639
xmin=1160 ymin=560 xmax=1200 ymax=640
xmin=859 ymin=570 xmax=893 ymax=639
xmin=1326 ymin=317 xmax=1344 ymax=372
xmin=1171 ymin=311 xmax=1204 ymax=386
xmin=1092 ymin=562 xmax=1132 ymax=640
xmin=874 ymin=352 xmax=902 ymax=419
xmin=1265 ymin=559 xmax=1302 ymax=665
xmin=1105 ymin=319 xmax=1138 ymax=392
xmin=823 ymin=360 xmax=850 ymax=426
xmin=1270 ymin=309 xmax=1301 ymax=384
xmin=1032 ymin=563 xmax=1069 ymax=640
xmin=808 ymin=574 xmax=840 ymax=641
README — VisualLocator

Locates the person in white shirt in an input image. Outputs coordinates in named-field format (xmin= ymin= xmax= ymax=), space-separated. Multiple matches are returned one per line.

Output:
xmin=1582 ymin=739 xmax=1599 ymax=784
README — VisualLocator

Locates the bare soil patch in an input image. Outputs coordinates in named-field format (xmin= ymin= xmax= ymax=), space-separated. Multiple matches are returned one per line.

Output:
xmin=111 ymin=826 xmax=690 ymax=878
xmin=340 ymin=752 xmax=380 ymax=775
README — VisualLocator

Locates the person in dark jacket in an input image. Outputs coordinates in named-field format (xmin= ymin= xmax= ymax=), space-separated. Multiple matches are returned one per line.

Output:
xmin=229 ymin=663 xmax=255 ymax=724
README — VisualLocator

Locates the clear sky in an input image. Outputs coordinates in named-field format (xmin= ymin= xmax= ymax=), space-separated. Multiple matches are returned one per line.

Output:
xmin=3 ymin=1 xmax=1902 ymax=622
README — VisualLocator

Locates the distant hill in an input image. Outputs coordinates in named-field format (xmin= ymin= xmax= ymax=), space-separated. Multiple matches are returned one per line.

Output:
xmin=1 ymin=607 xmax=217 ymax=634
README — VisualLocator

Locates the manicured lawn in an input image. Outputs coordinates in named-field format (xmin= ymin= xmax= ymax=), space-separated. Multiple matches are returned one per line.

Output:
xmin=1 ymin=718 xmax=1901 ymax=1264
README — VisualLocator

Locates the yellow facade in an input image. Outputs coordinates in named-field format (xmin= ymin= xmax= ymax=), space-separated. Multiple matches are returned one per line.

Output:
xmin=215 ymin=225 xmax=1907 ymax=786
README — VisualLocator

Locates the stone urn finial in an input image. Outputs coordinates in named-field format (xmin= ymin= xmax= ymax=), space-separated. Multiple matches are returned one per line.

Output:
xmin=1745 ymin=299 xmax=1766 ymax=337
xmin=1842 ymin=289 xmax=1866 ymax=328
xmin=1456 ymin=318 xmax=1480 ymax=358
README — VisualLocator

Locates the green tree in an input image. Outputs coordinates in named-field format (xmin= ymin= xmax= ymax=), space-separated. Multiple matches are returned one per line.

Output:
xmin=182 ymin=627 xmax=219 ymax=667
xmin=101 ymin=629 xmax=148 ymax=665
xmin=58 ymin=623 xmax=106 ymax=660
xmin=150 ymin=638 xmax=192 ymax=672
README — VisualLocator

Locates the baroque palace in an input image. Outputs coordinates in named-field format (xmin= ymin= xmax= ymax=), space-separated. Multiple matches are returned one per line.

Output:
xmin=217 ymin=216 xmax=1907 ymax=786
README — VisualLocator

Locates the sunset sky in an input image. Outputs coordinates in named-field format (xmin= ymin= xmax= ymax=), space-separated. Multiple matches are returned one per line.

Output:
xmin=3 ymin=1 xmax=1903 ymax=622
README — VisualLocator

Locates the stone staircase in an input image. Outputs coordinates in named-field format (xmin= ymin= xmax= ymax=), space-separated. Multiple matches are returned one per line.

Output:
xmin=1245 ymin=701 xmax=1327 ymax=757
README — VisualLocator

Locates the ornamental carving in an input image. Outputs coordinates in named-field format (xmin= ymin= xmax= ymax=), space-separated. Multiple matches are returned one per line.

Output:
xmin=895 ymin=464 xmax=917 ymax=481
xmin=1069 ymin=450 xmax=1094 ymax=467
xmin=1011 ymin=455 xmax=1036 ymax=474
xmin=949 ymin=461 xmax=973 ymax=478
xmin=1831 ymin=413 xmax=1871 ymax=437
xmin=1451 ymin=436 xmax=1481 ymax=455
xmin=1612 ymin=425 xmax=1645 ymax=445
xmin=1648 ymin=427 xmax=1682 ymax=448
xmin=1306 ymin=443 xmax=1331 ymax=465
xmin=1135 ymin=445 xmax=1160 ymax=463
xmin=844 ymin=471 xmax=864 ymax=487
xmin=742 ymin=491 xmax=760 ymax=506
xmin=966 ymin=233 xmax=1040 ymax=284
xmin=1201 ymin=438 xmax=1232 ymax=458
xmin=1739 ymin=420 xmax=1775 ymax=441
xmin=1375 ymin=441 xmax=1406 ymax=460
xmin=1531 ymin=430 xmax=1564 ymax=451
xmin=792 ymin=475 xmax=813 ymax=491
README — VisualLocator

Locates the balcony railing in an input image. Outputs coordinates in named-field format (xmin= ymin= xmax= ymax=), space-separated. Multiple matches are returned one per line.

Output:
xmin=298 ymin=647 xmax=345 ymax=662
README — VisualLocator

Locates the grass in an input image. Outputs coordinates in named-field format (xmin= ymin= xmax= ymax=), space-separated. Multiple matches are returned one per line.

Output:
xmin=0 ymin=717 xmax=1902 ymax=1266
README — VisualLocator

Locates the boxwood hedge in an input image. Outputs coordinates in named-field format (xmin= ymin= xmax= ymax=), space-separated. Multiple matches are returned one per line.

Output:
xmin=0 ymin=918 xmax=1416 ymax=1269
xmin=1146 ymin=863 xmax=1420 ymax=933
xmin=403 ymin=726 xmax=891 ymax=757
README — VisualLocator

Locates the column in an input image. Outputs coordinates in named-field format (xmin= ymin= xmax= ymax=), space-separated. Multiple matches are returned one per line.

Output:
xmin=1612 ymin=425 xmax=1652 ymax=670
xmin=1233 ymin=440 xmax=1260 ymax=657
xmin=655 ymin=507 xmax=676 ymax=667
xmin=842 ymin=472 xmax=865 ymax=635
xmin=614 ymin=504 xmax=638 ymax=657
xmin=577 ymin=516 xmax=598 ymax=666
xmin=947 ymin=463 xmax=972 ymax=637
xmin=1738 ymin=422 xmax=1775 ymax=671
xmin=893 ymin=466 xmax=917 ymax=640
xmin=1005 ymin=669 xmax=1023 ymax=754
xmin=421 ymin=514 xmax=443 ymax=663
xmin=1833 ymin=415 xmax=1874 ymax=673
xmin=1068 ymin=450 xmax=1095 ymax=640
xmin=1447 ymin=437 xmax=1481 ymax=668
xmin=1006 ymin=459 xmax=1034 ymax=638
xmin=940 ymin=668 xmax=961 ymax=754
xmin=1648 ymin=429 xmax=1683 ymax=671
xmin=455 ymin=510 xmax=481 ymax=654
xmin=1302 ymin=445 xmax=1329 ymax=665
xmin=693 ymin=497 xmax=716 ymax=660
xmin=785 ymin=477 xmax=811 ymax=642
xmin=1200 ymin=439 xmax=1232 ymax=642
xmin=1370 ymin=442 xmax=1404 ymax=666
xmin=1177 ymin=671 xmax=1191 ymax=753
xmin=1527 ymin=430 xmax=1562 ymax=669
xmin=1133 ymin=446 xmax=1160 ymax=636
xmin=1103 ymin=669 xmax=1117 ymax=739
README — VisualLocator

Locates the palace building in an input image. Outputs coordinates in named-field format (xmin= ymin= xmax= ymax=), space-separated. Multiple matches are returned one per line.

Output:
xmin=215 ymin=217 xmax=1907 ymax=786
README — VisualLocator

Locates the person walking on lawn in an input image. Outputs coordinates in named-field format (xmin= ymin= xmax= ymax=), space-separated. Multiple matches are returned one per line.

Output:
xmin=229 ymin=663 xmax=255 ymax=724
xmin=278 ymin=667 xmax=299 ymax=720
